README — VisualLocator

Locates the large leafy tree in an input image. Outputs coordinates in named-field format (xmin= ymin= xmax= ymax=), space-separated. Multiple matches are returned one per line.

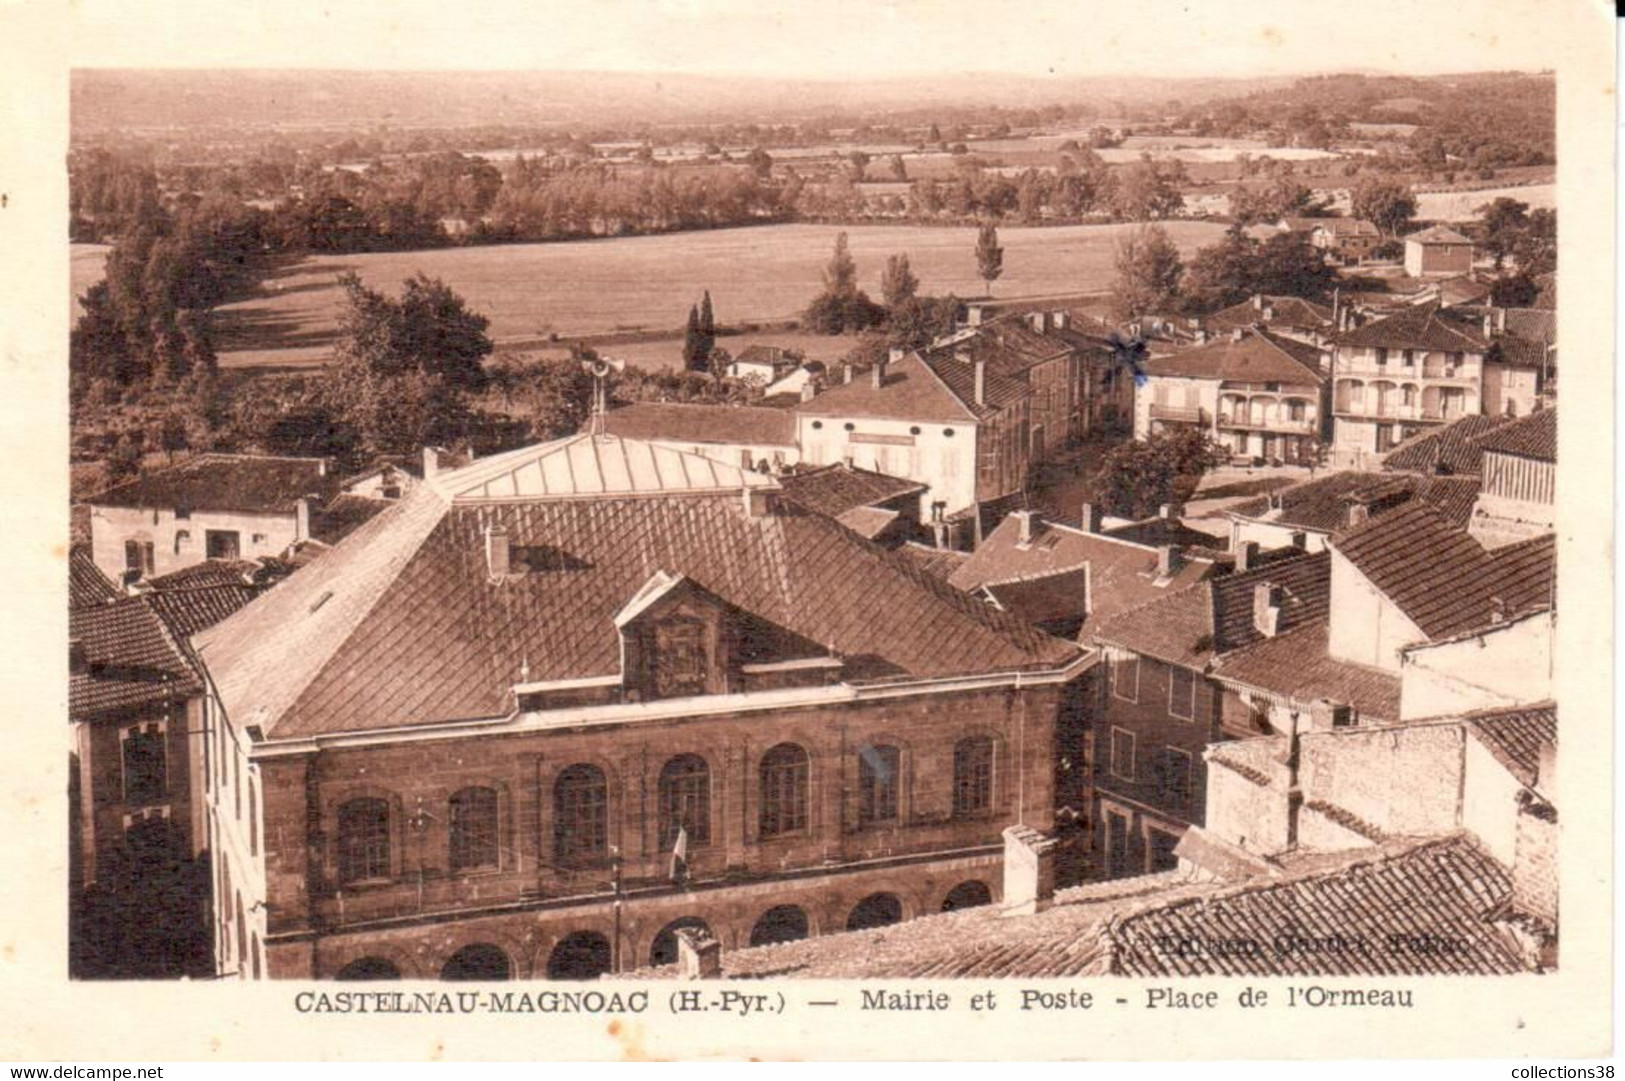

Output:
xmin=804 ymin=232 xmax=884 ymax=334
xmin=1184 ymin=229 xmax=1337 ymax=312
xmin=1351 ymin=176 xmax=1418 ymax=237
xmin=1111 ymin=224 xmax=1184 ymax=321
xmin=331 ymin=272 xmax=492 ymax=391
xmin=1089 ymin=429 xmax=1227 ymax=519
xmin=880 ymin=253 xmax=920 ymax=310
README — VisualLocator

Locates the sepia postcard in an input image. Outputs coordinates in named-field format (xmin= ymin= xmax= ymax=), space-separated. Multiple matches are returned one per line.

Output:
xmin=0 ymin=0 xmax=1614 ymax=1063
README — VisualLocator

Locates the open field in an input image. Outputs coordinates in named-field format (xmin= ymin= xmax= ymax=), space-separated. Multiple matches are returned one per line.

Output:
xmin=72 ymin=221 xmax=1233 ymax=371
xmin=1415 ymin=182 xmax=1555 ymax=222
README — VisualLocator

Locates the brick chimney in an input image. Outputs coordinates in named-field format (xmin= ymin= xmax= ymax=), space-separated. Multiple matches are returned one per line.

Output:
xmin=1346 ymin=500 xmax=1370 ymax=529
xmin=1252 ymin=582 xmax=1284 ymax=637
xmin=484 ymin=523 xmax=511 ymax=576
xmin=1013 ymin=509 xmax=1041 ymax=547
xmin=423 ymin=445 xmax=441 ymax=480
xmin=974 ymin=359 xmax=987 ymax=407
xmin=1080 ymin=502 xmax=1103 ymax=534
xmin=872 ymin=357 xmax=889 ymax=389
xmin=1001 ymin=824 xmax=1058 ymax=917
xmin=1235 ymin=540 xmax=1260 ymax=572
xmin=294 ymin=497 xmax=311 ymax=543
xmin=1157 ymin=545 xmax=1183 ymax=577
xmin=674 ymin=926 xmax=722 ymax=979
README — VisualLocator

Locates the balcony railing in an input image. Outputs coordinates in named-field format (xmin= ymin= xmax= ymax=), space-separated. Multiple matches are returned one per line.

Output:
xmin=1335 ymin=360 xmax=1477 ymax=380
xmin=1148 ymin=404 xmax=1209 ymax=425
xmin=1217 ymin=413 xmax=1318 ymax=434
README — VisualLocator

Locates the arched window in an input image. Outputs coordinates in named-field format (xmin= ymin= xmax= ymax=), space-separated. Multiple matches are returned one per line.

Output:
xmin=554 ymin=764 xmax=609 ymax=863
xmin=649 ymin=917 xmax=712 ymax=967
xmin=758 ymin=743 xmax=809 ymax=839
xmin=953 ymin=737 xmax=995 ymax=818
xmin=448 ymin=787 xmax=500 ymax=872
xmin=335 ymin=956 xmax=401 ymax=981
xmin=657 ymin=755 xmax=710 ymax=848
xmin=857 ymin=745 xmax=900 ymax=826
xmin=750 ymin=905 xmax=810 ymax=947
xmin=847 ymin=892 xmax=903 ymax=931
xmin=547 ymin=932 xmax=612 ymax=981
xmin=440 ymin=943 xmax=512 ymax=981
xmin=941 ymin=880 xmax=993 ymax=912
xmin=336 ymin=797 xmax=391 ymax=884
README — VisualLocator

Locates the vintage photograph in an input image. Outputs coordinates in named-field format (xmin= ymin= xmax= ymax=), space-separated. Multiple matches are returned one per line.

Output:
xmin=61 ymin=16 xmax=1571 ymax=989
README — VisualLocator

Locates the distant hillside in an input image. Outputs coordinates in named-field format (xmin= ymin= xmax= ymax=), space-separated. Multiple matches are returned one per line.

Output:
xmin=70 ymin=68 xmax=1300 ymax=133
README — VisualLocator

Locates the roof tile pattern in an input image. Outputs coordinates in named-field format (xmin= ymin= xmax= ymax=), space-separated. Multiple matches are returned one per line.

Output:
xmin=1465 ymin=703 xmax=1557 ymax=788
xmin=1213 ymin=622 xmax=1402 ymax=721
xmin=1106 ymin=836 xmax=1524 ymax=976
xmin=1331 ymin=505 xmax=1555 ymax=640
xmin=88 ymin=453 xmax=334 ymax=514
xmin=1382 ymin=413 xmax=1516 ymax=476
xmin=1230 ymin=470 xmax=1481 ymax=532
xmin=70 ymin=597 xmax=201 ymax=717
xmin=776 ymin=463 xmax=924 ymax=519
xmin=70 ymin=546 xmax=121 ymax=609
xmin=1336 ymin=301 xmax=1489 ymax=353
xmin=1475 ymin=408 xmax=1556 ymax=463
xmin=1143 ymin=327 xmax=1325 ymax=385
xmin=601 ymin=402 xmax=797 ymax=447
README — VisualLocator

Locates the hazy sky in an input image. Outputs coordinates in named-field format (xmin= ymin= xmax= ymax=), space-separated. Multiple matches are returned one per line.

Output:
xmin=70 ymin=0 xmax=1572 ymax=79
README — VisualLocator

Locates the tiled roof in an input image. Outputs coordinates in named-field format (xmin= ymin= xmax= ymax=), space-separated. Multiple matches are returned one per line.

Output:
xmin=918 ymin=341 xmax=1034 ymax=419
xmin=1464 ymin=702 xmax=1556 ymax=788
xmin=310 ymin=493 xmax=392 ymax=545
xmin=1382 ymin=414 xmax=1515 ymax=476
xmin=146 ymin=584 xmax=261 ymax=642
xmin=87 ymin=453 xmax=335 ymax=514
xmin=601 ymin=402 xmax=797 ymax=447
xmin=894 ymin=542 xmax=970 ymax=581
xmin=793 ymin=352 xmax=976 ymax=424
xmin=69 ymin=546 xmax=121 ymax=609
xmin=1330 ymin=504 xmax=1555 ymax=640
xmin=1212 ymin=620 xmax=1402 ymax=722
xmin=948 ymin=515 xmax=1217 ymax=630
xmin=195 ymin=440 xmax=1079 ymax=739
xmin=1090 ymin=550 xmax=1329 ymax=668
xmin=1474 ymin=408 xmax=1556 ymax=463
xmin=833 ymin=505 xmax=901 ymax=540
xmin=1228 ymin=470 xmax=1481 ymax=533
xmin=776 ymin=462 xmax=925 ymax=519
xmin=980 ymin=566 xmax=1093 ymax=628
xmin=70 ymin=596 xmax=201 ymax=718
xmin=1206 ymin=295 xmax=1334 ymax=334
xmin=147 ymin=559 xmax=260 ymax=591
xmin=1433 ymin=276 xmax=1492 ymax=306
xmin=1406 ymin=225 xmax=1474 ymax=245
xmin=1105 ymin=836 xmax=1526 ymax=976
xmin=734 ymin=344 xmax=796 ymax=367
xmin=1143 ymin=328 xmax=1324 ymax=386
xmin=1314 ymin=217 xmax=1381 ymax=238
xmin=1334 ymin=301 xmax=1489 ymax=353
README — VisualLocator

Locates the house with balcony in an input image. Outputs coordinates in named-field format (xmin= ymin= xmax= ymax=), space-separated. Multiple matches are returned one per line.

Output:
xmin=1329 ymin=301 xmax=1490 ymax=464
xmin=1134 ymin=327 xmax=1327 ymax=465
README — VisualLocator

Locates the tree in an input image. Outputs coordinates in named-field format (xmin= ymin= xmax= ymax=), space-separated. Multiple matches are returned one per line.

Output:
xmin=887 ymin=295 xmax=962 ymax=350
xmin=682 ymin=305 xmax=707 ymax=371
xmin=848 ymin=151 xmax=871 ymax=181
xmin=887 ymin=154 xmax=908 ymax=182
xmin=804 ymin=232 xmax=884 ymax=334
xmin=1111 ymin=225 xmax=1184 ymax=321
xmin=974 ymin=224 xmax=1004 ymax=298
xmin=332 ymin=272 xmax=493 ymax=391
xmin=1184 ymin=229 xmax=1337 ymax=311
xmin=823 ymin=231 xmax=859 ymax=296
xmin=1490 ymin=274 xmax=1539 ymax=308
xmin=1510 ymin=207 xmax=1556 ymax=278
xmin=880 ymin=253 xmax=920 ymax=310
xmin=1476 ymin=197 xmax=1529 ymax=269
xmin=1089 ymin=429 xmax=1226 ymax=519
xmin=1351 ymin=176 xmax=1418 ymax=237
xmin=698 ymin=290 xmax=717 ymax=357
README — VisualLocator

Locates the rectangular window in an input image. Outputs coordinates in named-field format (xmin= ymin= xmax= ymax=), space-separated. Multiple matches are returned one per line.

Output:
xmin=1401 ymin=350 xmax=1415 ymax=367
xmin=175 ymin=507 xmax=191 ymax=520
xmin=1147 ymin=827 xmax=1181 ymax=872
xmin=1110 ymin=727 xmax=1136 ymax=782
xmin=1168 ymin=666 xmax=1197 ymax=721
xmin=251 ymin=533 xmax=268 ymax=546
xmin=1110 ymin=655 xmax=1140 ymax=703
xmin=1154 ymin=747 xmax=1194 ymax=810
xmin=952 ymin=737 xmax=995 ymax=818
xmin=206 ymin=530 xmax=241 ymax=561
xmin=124 ymin=540 xmax=154 ymax=578
xmin=120 ymin=721 xmax=167 ymax=804
xmin=1375 ymin=348 xmax=1389 ymax=365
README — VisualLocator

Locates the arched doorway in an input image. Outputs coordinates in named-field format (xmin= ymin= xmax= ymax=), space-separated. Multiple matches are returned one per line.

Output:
xmin=546 ymin=932 xmax=612 ymax=981
xmin=749 ymin=905 xmax=810 ymax=947
xmin=846 ymin=892 xmax=903 ymax=931
xmin=941 ymin=880 xmax=993 ymax=912
xmin=335 ymin=956 xmax=401 ymax=981
xmin=649 ymin=917 xmax=712 ymax=967
xmin=440 ymin=943 xmax=512 ymax=981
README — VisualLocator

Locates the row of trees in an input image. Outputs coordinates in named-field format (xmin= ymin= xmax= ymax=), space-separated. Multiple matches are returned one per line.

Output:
xmin=1109 ymin=223 xmax=1341 ymax=321
xmin=802 ymin=229 xmax=1003 ymax=342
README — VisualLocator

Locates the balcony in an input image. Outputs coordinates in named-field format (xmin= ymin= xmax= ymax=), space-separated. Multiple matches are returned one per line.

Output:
xmin=1217 ymin=413 xmax=1318 ymax=435
xmin=1148 ymin=404 xmax=1209 ymax=425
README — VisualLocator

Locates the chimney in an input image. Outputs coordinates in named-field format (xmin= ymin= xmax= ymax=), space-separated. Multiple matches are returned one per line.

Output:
xmin=974 ymin=359 xmax=987 ymax=407
xmin=1231 ymin=327 xmax=1245 ymax=342
xmin=1001 ymin=825 xmax=1058 ymax=918
xmin=1157 ymin=545 xmax=1183 ymax=577
xmin=1253 ymin=294 xmax=1264 ymax=311
xmin=799 ymin=380 xmax=817 ymax=403
xmin=1346 ymin=500 xmax=1370 ymax=529
xmin=1497 ymin=307 xmax=1507 ymax=333
xmin=1489 ymin=595 xmax=1507 ymax=624
xmin=966 ymin=304 xmax=984 ymax=327
xmin=1053 ymin=310 xmax=1069 ymax=330
xmin=1080 ymin=502 xmax=1104 ymax=534
xmin=1236 ymin=540 xmax=1260 ymax=572
xmin=484 ymin=523 xmax=511 ymax=576
xmin=1014 ymin=509 xmax=1041 ymax=547
xmin=422 ymin=445 xmax=441 ymax=480
xmin=888 ymin=346 xmax=907 ymax=364
xmin=316 ymin=458 xmax=329 ymax=478
xmin=674 ymin=926 xmax=722 ymax=979
xmin=1159 ymin=502 xmax=1181 ymax=520
xmin=1267 ymin=492 xmax=1284 ymax=511
xmin=1483 ymin=312 xmax=1494 ymax=340
xmin=1194 ymin=328 xmax=1208 ymax=344
xmin=872 ymin=357 xmax=889 ymax=389
xmin=843 ymin=363 xmax=855 ymax=385
xmin=294 ymin=497 xmax=311 ymax=543
xmin=742 ymin=486 xmax=774 ymax=518
xmin=1252 ymin=582 xmax=1284 ymax=637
